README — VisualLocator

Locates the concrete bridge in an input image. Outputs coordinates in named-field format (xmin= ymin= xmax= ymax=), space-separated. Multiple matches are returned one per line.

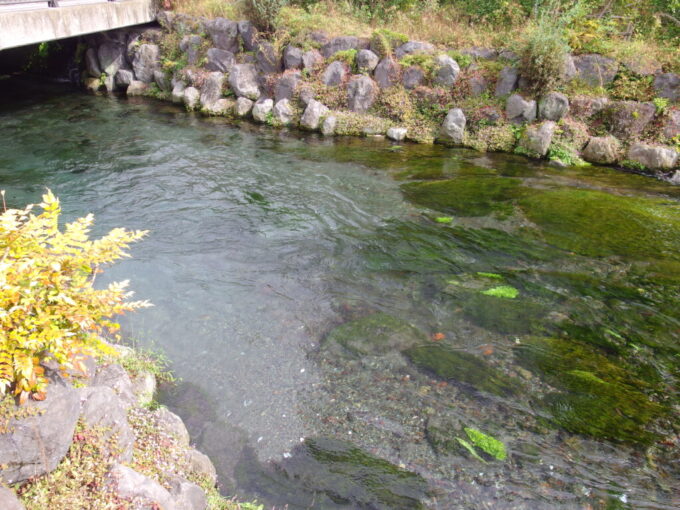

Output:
xmin=0 ymin=0 xmax=156 ymax=51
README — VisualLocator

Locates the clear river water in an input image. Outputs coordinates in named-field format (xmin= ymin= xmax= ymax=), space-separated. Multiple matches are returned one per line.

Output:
xmin=1 ymin=77 xmax=679 ymax=510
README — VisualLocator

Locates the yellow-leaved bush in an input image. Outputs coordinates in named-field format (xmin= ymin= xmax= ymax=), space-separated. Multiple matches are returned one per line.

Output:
xmin=0 ymin=190 xmax=150 ymax=403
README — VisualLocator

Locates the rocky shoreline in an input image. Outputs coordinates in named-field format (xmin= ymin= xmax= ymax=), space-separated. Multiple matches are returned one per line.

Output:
xmin=78 ymin=10 xmax=679 ymax=182
xmin=0 ymin=343 xmax=219 ymax=510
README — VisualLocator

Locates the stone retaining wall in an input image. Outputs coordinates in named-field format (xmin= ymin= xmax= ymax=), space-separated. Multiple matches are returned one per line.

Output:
xmin=81 ymin=11 xmax=679 ymax=182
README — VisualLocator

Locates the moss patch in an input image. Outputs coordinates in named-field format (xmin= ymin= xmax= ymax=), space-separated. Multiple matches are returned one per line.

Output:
xmin=520 ymin=189 xmax=680 ymax=261
xmin=401 ymin=176 xmax=523 ymax=217
xmin=404 ymin=344 xmax=521 ymax=397
xmin=515 ymin=337 xmax=668 ymax=444
xmin=324 ymin=312 xmax=427 ymax=356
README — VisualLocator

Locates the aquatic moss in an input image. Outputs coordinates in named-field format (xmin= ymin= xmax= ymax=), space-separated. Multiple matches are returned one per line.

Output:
xmin=462 ymin=292 xmax=547 ymax=334
xmin=481 ymin=285 xmax=519 ymax=299
xmin=515 ymin=337 xmax=667 ymax=444
xmin=520 ymin=189 xmax=680 ymax=261
xmin=401 ymin=176 xmax=523 ymax=217
xmin=464 ymin=427 xmax=507 ymax=460
xmin=404 ymin=344 xmax=521 ymax=397
xmin=324 ymin=312 xmax=427 ymax=356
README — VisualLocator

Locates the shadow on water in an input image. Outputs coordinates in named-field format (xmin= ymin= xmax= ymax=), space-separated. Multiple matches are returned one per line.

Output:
xmin=1 ymin=77 xmax=679 ymax=509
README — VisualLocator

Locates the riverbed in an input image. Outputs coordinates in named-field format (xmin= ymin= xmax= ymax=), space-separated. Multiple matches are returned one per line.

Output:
xmin=1 ymin=77 xmax=678 ymax=509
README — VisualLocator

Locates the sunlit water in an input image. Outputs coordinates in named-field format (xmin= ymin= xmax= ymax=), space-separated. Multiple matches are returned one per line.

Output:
xmin=1 ymin=78 xmax=678 ymax=510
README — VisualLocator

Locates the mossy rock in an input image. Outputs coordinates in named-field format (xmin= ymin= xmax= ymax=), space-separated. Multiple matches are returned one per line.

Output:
xmin=460 ymin=292 xmax=547 ymax=335
xmin=515 ymin=337 xmax=668 ymax=444
xmin=519 ymin=189 xmax=680 ymax=261
xmin=401 ymin=176 xmax=523 ymax=217
xmin=324 ymin=313 xmax=427 ymax=356
xmin=404 ymin=344 xmax=521 ymax=397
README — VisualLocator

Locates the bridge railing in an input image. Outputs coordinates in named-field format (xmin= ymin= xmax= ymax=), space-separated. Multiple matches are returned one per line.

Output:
xmin=0 ymin=0 xmax=118 ymax=11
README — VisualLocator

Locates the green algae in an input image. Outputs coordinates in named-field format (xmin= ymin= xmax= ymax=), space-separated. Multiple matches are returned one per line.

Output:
xmin=401 ymin=176 xmax=523 ymax=217
xmin=464 ymin=427 xmax=507 ymax=460
xmin=324 ymin=313 xmax=427 ymax=356
xmin=520 ymin=189 xmax=680 ymax=261
xmin=404 ymin=344 xmax=521 ymax=397
xmin=462 ymin=292 xmax=547 ymax=335
xmin=481 ymin=285 xmax=519 ymax=299
xmin=515 ymin=337 xmax=667 ymax=444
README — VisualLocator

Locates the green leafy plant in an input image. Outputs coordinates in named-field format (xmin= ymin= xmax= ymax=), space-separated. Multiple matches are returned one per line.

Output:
xmin=0 ymin=190 xmax=149 ymax=402
xmin=435 ymin=216 xmax=454 ymax=224
xmin=652 ymin=97 xmax=669 ymax=114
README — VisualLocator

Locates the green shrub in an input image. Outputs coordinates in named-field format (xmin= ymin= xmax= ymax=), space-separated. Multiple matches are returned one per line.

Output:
xmin=518 ymin=0 xmax=584 ymax=93
xmin=371 ymin=28 xmax=408 ymax=57
xmin=0 ymin=191 xmax=148 ymax=402
xmin=351 ymin=0 xmax=416 ymax=21
xmin=246 ymin=0 xmax=289 ymax=32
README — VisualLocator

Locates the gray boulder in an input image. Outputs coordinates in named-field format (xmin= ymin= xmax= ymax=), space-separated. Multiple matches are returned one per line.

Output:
xmin=273 ymin=99 xmax=294 ymax=125
xmin=301 ymin=99 xmax=329 ymax=130
xmin=347 ymin=75 xmax=378 ymax=113
xmin=252 ymin=98 xmax=274 ymax=123
xmin=374 ymin=58 xmax=401 ymax=89
xmin=518 ymin=121 xmax=557 ymax=157
xmin=153 ymin=70 xmax=171 ymax=92
xmin=154 ymin=407 xmax=191 ymax=447
xmin=274 ymin=72 xmax=301 ymax=102
xmin=234 ymin=97 xmax=254 ymax=117
xmin=168 ymin=476 xmax=207 ymax=510
xmin=394 ymin=41 xmax=435 ymax=59
xmin=206 ymin=18 xmax=239 ymax=53
xmin=186 ymin=448 xmax=217 ymax=484
xmin=80 ymin=386 xmax=134 ymax=462
xmin=228 ymin=64 xmax=261 ymax=100
xmin=0 ymin=486 xmax=24 ymax=510
xmin=322 ymin=61 xmax=348 ymax=86
xmin=238 ymin=20 xmax=258 ymax=52
xmin=562 ymin=54 xmax=577 ymax=81
xmin=115 ymin=69 xmax=135 ymax=89
xmin=573 ymin=54 xmax=618 ymax=87
xmin=206 ymin=98 xmax=235 ymax=115
xmin=495 ymin=66 xmax=519 ymax=97
xmin=538 ymin=92 xmax=569 ymax=121
xmin=199 ymin=72 xmax=225 ymax=108
xmin=653 ymin=73 xmax=679 ymax=102
xmin=469 ymin=75 xmax=488 ymax=96
xmin=440 ymin=108 xmax=466 ymax=144
xmin=172 ymin=80 xmax=187 ymax=104
xmin=299 ymin=86 xmax=315 ymax=106
xmin=387 ymin=127 xmax=408 ymax=141
xmin=581 ymin=136 xmax=622 ymax=165
xmin=606 ymin=101 xmax=656 ymax=139
xmin=627 ymin=143 xmax=679 ymax=170
xmin=205 ymin=48 xmax=235 ymax=72
xmin=321 ymin=115 xmax=337 ymax=136
xmin=131 ymin=371 xmax=156 ymax=407
xmin=85 ymin=47 xmax=101 ymax=77
xmin=461 ymin=47 xmax=497 ymax=60
xmin=663 ymin=110 xmax=680 ymax=140
xmin=256 ymin=41 xmax=282 ymax=75
xmin=0 ymin=373 xmax=80 ymax=484
xmin=570 ymin=95 xmax=609 ymax=119
xmin=434 ymin=55 xmax=460 ymax=87
xmin=402 ymin=66 xmax=425 ymax=89
xmin=126 ymin=80 xmax=148 ymax=96
xmin=506 ymin=94 xmax=537 ymax=123
xmin=321 ymin=36 xmax=364 ymax=58
xmin=302 ymin=50 xmax=324 ymax=71
xmin=283 ymin=46 xmax=304 ymax=70
xmin=98 ymin=42 xmax=126 ymax=91
xmin=92 ymin=363 xmax=136 ymax=409
xmin=132 ymin=44 xmax=160 ymax=83
xmin=106 ymin=463 xmax=176 ymax=510
xmin=357 ymin=49 xmax=379 ymax=72
xmin=179 ymin=34 xmax=204 ymax=65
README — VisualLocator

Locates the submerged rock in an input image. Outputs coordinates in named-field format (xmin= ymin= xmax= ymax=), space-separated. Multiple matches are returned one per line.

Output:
xmin=404 ymin=344 xmax=520 ymax=397
xmin=460 ymin=291 xmax=547 ymax=335
xmin=515 ymin=337 xmax=667 ymax=444
xmin=401 ymin=176 xmax=522 ymax=217
xmin=324 ymin=312 xmax=426 ymax=356
xmin=519 ymin=188 xmax=680 ymax=260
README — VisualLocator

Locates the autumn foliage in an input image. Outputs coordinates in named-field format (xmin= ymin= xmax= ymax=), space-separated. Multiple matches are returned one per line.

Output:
xmin=0 ymin=190 xmax=149 ymax=402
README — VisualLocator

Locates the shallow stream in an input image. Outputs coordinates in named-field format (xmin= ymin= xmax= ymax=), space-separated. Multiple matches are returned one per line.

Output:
xmin=1 ymin=78 xmax=678 ymax=509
